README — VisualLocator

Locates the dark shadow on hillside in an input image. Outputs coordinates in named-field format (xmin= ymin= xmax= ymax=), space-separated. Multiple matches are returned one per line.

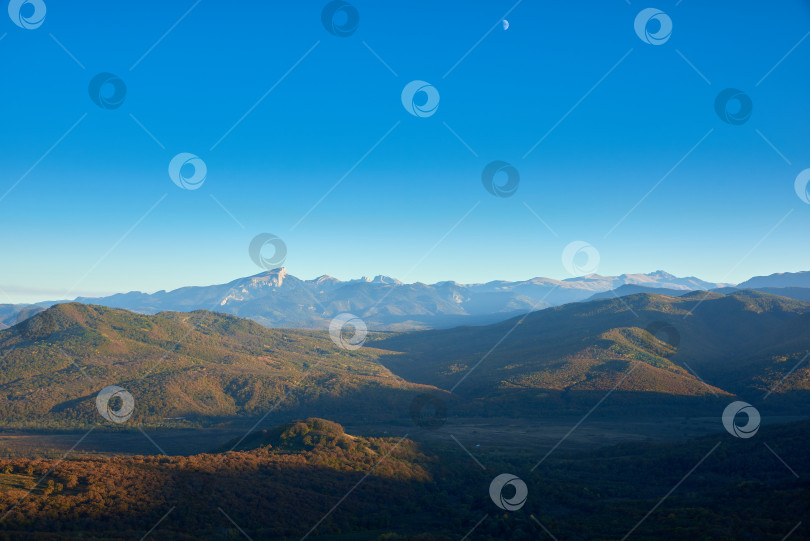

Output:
xmin=0 ymin=418 xmax=807 ymax=540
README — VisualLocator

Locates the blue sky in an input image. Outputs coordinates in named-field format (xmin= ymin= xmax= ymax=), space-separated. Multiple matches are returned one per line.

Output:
xmin=1 ymin=0 xmax=809 ymax=303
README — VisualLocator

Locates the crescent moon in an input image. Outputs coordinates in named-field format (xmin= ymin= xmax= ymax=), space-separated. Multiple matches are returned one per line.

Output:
xmin=502 ymin=19 xmax=509 ymax=30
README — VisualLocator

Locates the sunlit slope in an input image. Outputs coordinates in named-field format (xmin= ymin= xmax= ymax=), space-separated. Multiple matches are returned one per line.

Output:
xmin=376 ymin=291 xmax=810 ymax=403
xmin=0 ymin=303 xmax=428 ymax=426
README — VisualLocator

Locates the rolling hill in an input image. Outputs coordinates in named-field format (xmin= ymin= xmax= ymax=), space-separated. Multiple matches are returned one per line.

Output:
xmin=584 ymin=284 xmax=690 ymax=301
xmin=0 ymin=417 xmax=440 ymax=540
xmin=0 ymin=303 xmax=437 ymax=427
xmin=375 ymin=290 xmax=810 ymax=413
xmin=2 ymin=289 xmax=810 ymax=428
xmin=713 ymin=286 xmax=810 ymax=303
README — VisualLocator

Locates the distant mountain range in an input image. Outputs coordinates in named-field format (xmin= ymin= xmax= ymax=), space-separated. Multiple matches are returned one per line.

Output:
xmin=1 ymin=268 xmax=731 ymax=331
xmin=736 ymin=270 xmax=810 ymax=289
xmin=588 ymin=273 xmax=810 ymax=306
xmin=4 ymin=268 xmax=810 ymax=331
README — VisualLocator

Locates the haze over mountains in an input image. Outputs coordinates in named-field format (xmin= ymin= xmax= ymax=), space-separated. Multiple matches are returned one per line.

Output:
xmin=76 ymin=268 xmax=728 ymax=330
xmin=736 ymin=270 xmax=810 ymax=289
xmin=3 ymin=269 xmax=809 ymax=331
xmin=2 ymin=268 xmax=735 ymax=331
